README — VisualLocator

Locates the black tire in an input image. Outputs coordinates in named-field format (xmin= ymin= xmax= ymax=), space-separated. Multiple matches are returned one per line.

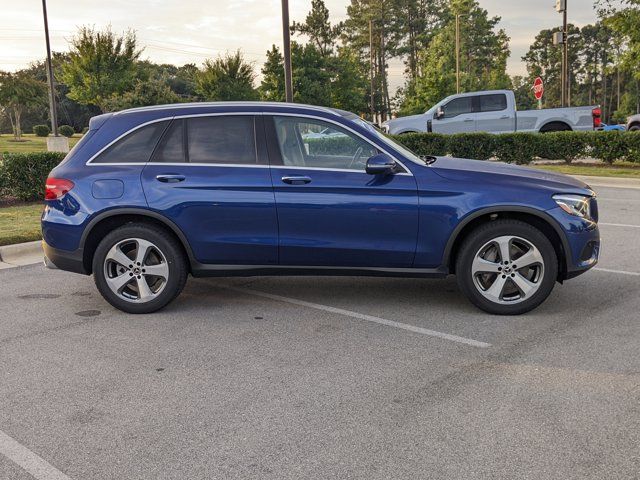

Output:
xmin=92 ymin=223 xmax=188 ymax=314
xmin=629 ymin=124 xmax=640 ymax=132
xmin=455 ymin=219 xmax=558 ymax=315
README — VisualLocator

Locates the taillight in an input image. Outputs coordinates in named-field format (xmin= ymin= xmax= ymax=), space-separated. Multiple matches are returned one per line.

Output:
xmin=592 ymin=107 xmax=602 ymax=129
xmin=45 ymin=178 xmax=74 ymax=200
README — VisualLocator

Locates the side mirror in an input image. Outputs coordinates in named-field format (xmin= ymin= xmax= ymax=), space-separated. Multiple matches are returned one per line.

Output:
xmin=435 ymin=106 xmax=445 ymax=120
xmin=366 ymin=153 xmax=397 ymax=175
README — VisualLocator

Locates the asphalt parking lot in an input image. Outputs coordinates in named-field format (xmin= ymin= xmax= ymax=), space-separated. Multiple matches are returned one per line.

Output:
xmin=1 ymin=184 xmax=639 ymax=480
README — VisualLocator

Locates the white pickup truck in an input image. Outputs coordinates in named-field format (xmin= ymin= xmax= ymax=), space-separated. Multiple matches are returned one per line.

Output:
xmin=382 ymin=89 xmax=600 ymax=135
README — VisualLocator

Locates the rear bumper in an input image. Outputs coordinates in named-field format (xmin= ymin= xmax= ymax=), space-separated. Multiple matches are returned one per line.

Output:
xmin=42 ymin=240 xmax=87 ymax=275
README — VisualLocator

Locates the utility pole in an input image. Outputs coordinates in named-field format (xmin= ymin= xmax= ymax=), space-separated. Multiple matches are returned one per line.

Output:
xmin=41 ymin=0 xmax=58 ymax=137
xmin=563 ymin=1 xmax=568 ymax=108
xmin=455 ymin=14 xmax=461 ymax=94
xmin=555 ymin=0 xmax=568 ymax=107
xmin=281 ymin=0 xmax=293 ymax=102
xmin=369 ymin=19 xmax=375 ymax=122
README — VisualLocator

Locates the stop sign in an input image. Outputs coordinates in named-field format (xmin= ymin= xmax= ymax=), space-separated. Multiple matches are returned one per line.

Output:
xmin=533 ymin=77 xmax=544 ymax=100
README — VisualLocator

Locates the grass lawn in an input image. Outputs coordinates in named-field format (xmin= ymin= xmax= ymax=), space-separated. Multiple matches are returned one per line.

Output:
xmin=0 ymin=133 xmax=81 ymax=154
xmin=532 ymin=162 xmax=640 ymax=178
xmin=0 ymin=203 xmax=43 ymax=246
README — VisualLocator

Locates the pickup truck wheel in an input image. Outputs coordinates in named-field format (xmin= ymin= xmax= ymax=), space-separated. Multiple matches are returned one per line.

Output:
xmin=629 ymin=124 xmax=640 ymax=132
xmin=539 ymin=122 xmax=571 ymax=133
xmin=455 ymin=220 xmax=558 ymax=315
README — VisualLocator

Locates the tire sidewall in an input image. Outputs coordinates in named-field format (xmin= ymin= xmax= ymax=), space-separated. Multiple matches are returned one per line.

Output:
xmin=93 ymin=224 xmax=186 ymax=314
xmin=456 ymin=221 xmax=558 ymax=315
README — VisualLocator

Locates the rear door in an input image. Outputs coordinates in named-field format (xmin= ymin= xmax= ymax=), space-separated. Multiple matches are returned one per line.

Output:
xmin=141 ymin=114 xmax=278 ymax=266
xmin=266 ymin=115 xmax=419 ymax=268
xmin=431 ymin=96 xmax=475 ymax=134
xmin=474 ymin=93 xmax=515 ymax=133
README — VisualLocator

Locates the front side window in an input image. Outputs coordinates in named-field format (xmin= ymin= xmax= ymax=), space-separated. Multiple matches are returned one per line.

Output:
xmin=480 ymin=94 xmax=507 ymax=112
xmin=273 ymin=116 xmax=378 ymax=171
xmin=93 ymin=121 xmax=169 ymax=164
xmin=443 ymin=97 xmax=472 ymax=118
xmin=187 ymin=116 xmax=256 ymax=164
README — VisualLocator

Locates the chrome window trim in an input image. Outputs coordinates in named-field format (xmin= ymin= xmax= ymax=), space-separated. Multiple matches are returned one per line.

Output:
xmin=86 ymin=111 xmax=415 ymax=176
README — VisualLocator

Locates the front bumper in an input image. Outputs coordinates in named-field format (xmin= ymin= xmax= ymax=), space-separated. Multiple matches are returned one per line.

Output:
xmin=42 ymin=240 xmax=87 ymax=275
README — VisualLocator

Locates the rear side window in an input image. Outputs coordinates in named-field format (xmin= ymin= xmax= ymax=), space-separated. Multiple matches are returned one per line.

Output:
xmin=187 ymin=116 xmax=256 ymax=164
xmin=479 ymin=94 xmax=507 ymax=112
xmin=151 ymin=119 xmax=185 ymax=163
xmin=92 ymin=121 xmax=169 ymax=164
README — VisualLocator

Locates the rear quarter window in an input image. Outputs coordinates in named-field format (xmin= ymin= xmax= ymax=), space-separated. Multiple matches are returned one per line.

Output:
xmin=92 ymin=121 xmax=169 ymax=164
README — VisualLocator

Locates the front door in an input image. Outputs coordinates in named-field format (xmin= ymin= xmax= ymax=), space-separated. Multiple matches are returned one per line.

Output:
xmin=141 ymin=115 xmax=278 ymax=265
xmin=266 ymin=115 xmax=419 ymax=268
xmin=431 ymin=96 xmax=475 ymax=134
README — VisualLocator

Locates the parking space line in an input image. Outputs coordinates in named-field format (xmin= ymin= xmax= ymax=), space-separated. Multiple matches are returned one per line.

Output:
xmin=599 ymin=222 xmax=640 ymax=228
xmin=0 ymin=430 xmax=72 ymax=480
xmin=594 ymin=267 xmax=640 ymax=277
xmin=222 ymin=285 xmax=492 ymax=348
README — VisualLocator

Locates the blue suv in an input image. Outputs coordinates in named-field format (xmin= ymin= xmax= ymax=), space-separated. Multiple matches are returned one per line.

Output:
xmin=42 ymin=102 xmax=600 ymax=315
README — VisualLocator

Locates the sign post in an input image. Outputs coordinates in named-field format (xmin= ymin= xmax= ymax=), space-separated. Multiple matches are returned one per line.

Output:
xmin=533 ymin=77 xmax=544 ymax=109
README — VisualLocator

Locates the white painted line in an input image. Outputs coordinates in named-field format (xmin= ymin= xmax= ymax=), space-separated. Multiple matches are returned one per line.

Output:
xmin=594 ymin=267 xmax=640 ymax=277
xmin=223 ymin=285 xmax=491 ymax=349
xmin=0 ymin=430 xmax=72 ymax=480
xmin=599 ymin=222 xmax=640 ymax=229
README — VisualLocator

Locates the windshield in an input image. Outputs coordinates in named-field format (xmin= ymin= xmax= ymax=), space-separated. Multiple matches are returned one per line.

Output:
xmin=349 ymin=117 xmax=427 ymax=165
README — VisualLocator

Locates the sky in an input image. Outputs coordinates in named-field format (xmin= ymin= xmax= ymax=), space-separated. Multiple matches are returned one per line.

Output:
xmin=0 ymin=0 xmax=600 ymax=91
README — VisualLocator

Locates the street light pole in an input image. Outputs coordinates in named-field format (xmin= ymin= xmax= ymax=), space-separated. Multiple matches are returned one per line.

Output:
xmin=369 ymin=19 xmax=375 ymax=122
xmin=455 ymin=14 xmax=461 ymax=94
xmin=563 ymin=1 xmax=568 ymax=107
xmin=41 ymin=0 xmax=58 ymax=136
xmin=281 ymin=0 xmax=293 ymax=103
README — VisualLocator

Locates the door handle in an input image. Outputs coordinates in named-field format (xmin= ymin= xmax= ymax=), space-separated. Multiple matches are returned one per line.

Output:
xmin=156 ymin=174 xmax=185 ymax=183
xmin=463 ymin=118 xmax=474 ymax=122
xmin=281 ymin=175 xmax=312 ymax=185
xmin=500 ymin=115 xmax=510 ymax=119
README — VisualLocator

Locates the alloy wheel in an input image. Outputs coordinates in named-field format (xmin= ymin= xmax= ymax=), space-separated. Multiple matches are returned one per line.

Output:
xmin=471 ymin=235 xmax=545 ymax=305
xmin=103 ymin=238 xmax=169 ymax=303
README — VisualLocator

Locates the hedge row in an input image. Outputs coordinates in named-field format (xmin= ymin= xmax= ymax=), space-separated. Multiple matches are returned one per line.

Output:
xmin=0 ymin=152 xmax=66 ymax=201
xmin=391 ymin=131 xmax=640 ymax=165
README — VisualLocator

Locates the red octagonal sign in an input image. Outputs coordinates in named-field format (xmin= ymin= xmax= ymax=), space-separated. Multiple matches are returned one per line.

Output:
xmin=533 ymin=77 xmax=544 ymax=100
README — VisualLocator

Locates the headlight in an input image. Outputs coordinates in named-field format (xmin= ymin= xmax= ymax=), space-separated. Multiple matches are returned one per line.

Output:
xmin=553 ymin=194 xmax=593 ymax=219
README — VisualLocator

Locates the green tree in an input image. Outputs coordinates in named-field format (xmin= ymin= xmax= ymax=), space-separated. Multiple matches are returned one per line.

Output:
xmin=0 ymin=71 xmax=47 ymax=140
xmin=291 ymin=0 xmax=341 ymax=57
xmin=405 ymin=0 xmax=510 ymax=113
xmin=101 ymin=77 xmax=181 ymax=111
xmin=61 ymin=26 xmax=142 ymax=112
xmin=195 ymin=51 xmax=259 ymax=101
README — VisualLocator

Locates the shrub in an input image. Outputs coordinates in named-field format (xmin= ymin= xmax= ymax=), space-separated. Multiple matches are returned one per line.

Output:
xmin=391 ymin=132 xmax=449 ymax=157
xmin=58 ymin=125 xmax=75 ymax=138
xmin=493 ymin=133 xmax=541 ymax=165
xmin=589 ymin=131 xmax=627 ymax=164
xmin=537 ymin=131 xmax=588 ymax=164
xmin=0 ymin=152 xmax=66 ymax=201
xmin=447 ymin=132 xmax=495 ymax=160
xmin=33 ymin=124 xmax=50 ymax=137
xmin=624 ymin=132 xmax=640 ymax=163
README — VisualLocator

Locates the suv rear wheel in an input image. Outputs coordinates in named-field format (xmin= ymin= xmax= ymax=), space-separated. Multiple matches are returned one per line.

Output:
xmin=93 ymin=224 xmax=188 ymax=314
xmin=455 ymin=220 xmax=558 ymax=315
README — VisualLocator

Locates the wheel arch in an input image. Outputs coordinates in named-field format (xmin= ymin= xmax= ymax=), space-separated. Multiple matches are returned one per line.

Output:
xmin=80 ymin=208 xmax=195 ymax=274
xmin=539 ymin=121 xmax=572 ymax=133
xmin=444 ymin=206 xmax=570 ymax=280
xmin=628 ymin=122 xmax=640 ymax=131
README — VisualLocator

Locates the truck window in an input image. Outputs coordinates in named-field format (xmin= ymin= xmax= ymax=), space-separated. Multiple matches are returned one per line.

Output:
xmin=479 ymin=94 xmax=507 ymax=112
xmin=443 ymin=97 xmax=472 ymax=118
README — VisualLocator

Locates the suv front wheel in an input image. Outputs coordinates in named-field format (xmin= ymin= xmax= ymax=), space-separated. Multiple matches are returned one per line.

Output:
xmin=455 ymin=220 xmax=558 ymax=315
xmin=93 ymin=224 xmax=188 ymax=314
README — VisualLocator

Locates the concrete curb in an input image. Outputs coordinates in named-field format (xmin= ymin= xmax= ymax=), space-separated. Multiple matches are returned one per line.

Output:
xmin=0 ymin=241 xmax=43 ymax=269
